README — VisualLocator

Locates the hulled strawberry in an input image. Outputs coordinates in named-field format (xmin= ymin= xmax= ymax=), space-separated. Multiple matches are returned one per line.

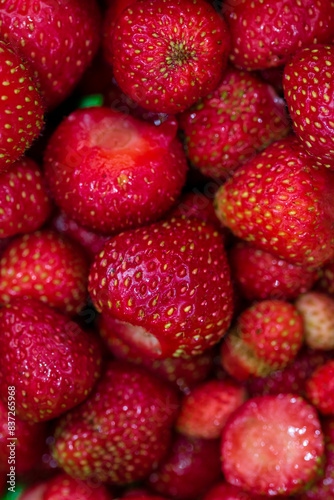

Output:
xmin=221 ymin=394 xmax=325 ymax=496
xmin=0 ymin=157 xmax=51 ymax=238
xmin=295 ymin=292 xmax=334 ymax=350
xmin=44 ymin=107 xmax=188 ymax=234
xmin=0 ymin=0 xmax=101 ymax=109
xmin=0 ymin=230 xmax=89 ymax=315
xmin=89 ymin=218 xmax=234 ymax=358
xmin=179 ymin=67 xmax=290 ymax=180
xmin=284 ymin=45 xmax=334 ymax=165
xmin=0 ymin=299 xmax=101 ymax=422
xmin=53 ymin=361 xmax=179 ymax=484
xmin=215 ymin=136 xmax=334 ymax=268
xmin=109 ymin=0 xmax=231 ymax=113
xmin=224 ymin=0 xmax=334 ymax=70
xmin=0 ymin=41 xmax=44 ymax=171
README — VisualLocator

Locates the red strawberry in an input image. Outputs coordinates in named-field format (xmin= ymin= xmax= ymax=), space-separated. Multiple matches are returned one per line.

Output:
xmin=103 ymin=0 xmax=137 ymax=60
xmin=203 ymin=481 xmax=271 ymax=500
xmin=53 ymin=361 xmax=179 ymax=484
xmin=229 ymin=241 xmax=318 ymax=302
xmin=179 ymin=67 xmax=290 ymax=180
xmin=176 ymin=378 xmax=246 ymax=439
xmin=42 ymin=473 xmax=113 ymax=500
xmin=306 ymin=360 xmax=334 ymax=415
xmin=0 ymin=230 xmax=89 ymax=315
xmin=109 ymin=0 xmax=231 ymax=113
xmin=224 ymin=0 xmax=334 ymax=70
xmin=0 ymin=40 xmax=44 ymax=171
xmin=147 ymin=434 xmax=222 ymax=500
xmin=20 ymin=483 xmax=48 ymax=500
xmin=44 ymin=107 xmax=188 ymax=234
xmin=284 ymin=45 xmax=334 ymax=166
xmin=221 ymin=394 xmax=325 ymax=496
xmin=0 ymin=299 xmax=101 ymax=422
xmin=318 ymin=259 xmax=334 ymax=296
xmin=0 ymin=0 xmax=101 ymax=109
xmin=89 ymin=218 xmax=234 ymax=358
xmin=0 ymin=157 xmax=51 ymax=238
xmin=221 ymin=300 xmax=304 ymax=380
xmin=214 ymin=136 xmax=334 ymax=269
xmin=295 ymin=292 xmax=334 ymax=350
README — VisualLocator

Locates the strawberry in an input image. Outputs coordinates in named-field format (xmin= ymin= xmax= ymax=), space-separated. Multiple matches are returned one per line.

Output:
xmin=203 ymin=481 xmax=271 ymax=500
xmin=221 ymin=300 xmax=304 ymax=380
xmin=0 ymin=157 xmax=51 ymax=239
xmin=109 ymin=0 xmax=231 ymax=113
xmin=44 ymin=107 xmax=188 ymax=234
xmin=221 ymin=394 xmax=325 ymax=496
xmin=179 ymin=67 xmax=290 ymax=180
xmin=53 ymin=361 xmax=179 ymax=484
xmin=147 ymin=434 xmax=222 ymax=500
xmin=0 ymin=230 xmax=89 ymax=315
xmin=19 ymin=483 xmax=48 ymax=500
xmin=89 ymin=218 xmax=234 ymax=358
xmin=318 ymin=259 xmax=334 ymax=296
xmin=0 ymin=0 xmax=101 ymax=109
xmin=214 ymin=136 xmax=334 ymax=269
xmin=42 ymin=473 xmax=113 ymax=500
xmin=224 ymin=0 xmax=334 ymax=71
xmin=229 ymin=241 xmax=318 ymax=302
xmin=0 ymin=299 xmax=101 ymax=422
xmin=306 ymin=360 xmax=334 ymax=415
xmin=103 ymin=0 xmax=137 ymax=61
xmin=295 ymin=292 xmax=334 ymax=350
xmin=0 ymin=40 xmax=44 ymax=171
xmin=176 ymin=378 xmax=246 ymax=439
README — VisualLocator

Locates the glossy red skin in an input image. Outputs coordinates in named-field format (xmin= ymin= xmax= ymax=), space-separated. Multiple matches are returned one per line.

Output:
xmin=44 ymin=107 xmax=188 ymax=234
xmin=306 ymin=361 xmax=334 ymax=415
xmin=179 ymin=67 xmax=290 ymax=179
xmin=103 ymin=0 xmax=137 ymax=60
xmin=0 ymin=41 xmax=44 ymax=171
xmin=221 ymin=394 xmax=324 ymax=496
xmin=110 ymin=0 xmax=231 ymax=114
xmin=148 ymin=435 xmax=222 ymax=500
xmin=89 ymin=218 xmax=234 ymax=358
xmin=0 ymin=0 xmax=101 ymax=109
xmin=0 ymin=157 xmax=51 ymax=238
xmin=284 ymin=45 xmax=334 ymax=165
xmin=215 ymin=136 xmax=334 ymax=268
xmin=43 ymin=474 xmax=113 ymax=500
xmin=229 ymin=241 xmax=318 ymax=301
xmin=0 ymin=299 xmax=101 ymax=422
xmin=99 ymin=314 xmax=214 ymax=393
xmin=0 ymin=230 xmax=89 ymax=315
xmin=225 ymin=0 xmax=334 ymax=70
xmin=53 ymin=361 xmax=179 ymax=484
xmin=318 ymin=260 xmax=334 ymax=296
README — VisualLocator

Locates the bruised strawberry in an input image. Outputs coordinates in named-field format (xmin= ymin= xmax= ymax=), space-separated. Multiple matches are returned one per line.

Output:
xmin=44 ymin=107 xmax=187 ymax=234
xmin=0 ymin=0 xmax=101 ymax=109
xmin=221 ymin=394 xmax=325 ymax=496
xmin=53 ymin=361 xmax=179 ymax=484
xmin=0 ymin=41 xmax=44 ymax=171
xmin=0 ymin=299 xmax=101 ymax=422
xmin=110 ymin=0 xmax=231 ymax=113
xmin=306 ymin=360 xmax=334 ymax=415
xmin=89 ymin=218 xmax=234 ymax=358
xmin=295 ymin=292 xmax=334 ymax=350
xmin=42 ymin=473 xmax=113 ymax=500
xmin=179 ymin=67 xmax=290 ymax=180
xmin=0 ymin=157 xmax=51 ymax=239
xmin=0 ymin=230 xmax=89 ymax=315
xmin=215 ymin=136 xmax=334 ymax=269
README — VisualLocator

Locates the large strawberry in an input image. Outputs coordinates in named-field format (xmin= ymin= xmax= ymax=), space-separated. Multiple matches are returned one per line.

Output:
xmin=89 ymin=217 xmax=234 ymax=358
xmin=109 ymin=0 xmax=231 ymax=113
xmin=0 ymin=0 xmax=101 ymax=109
xmin=215 ymin=136 xmax=334 ymax=269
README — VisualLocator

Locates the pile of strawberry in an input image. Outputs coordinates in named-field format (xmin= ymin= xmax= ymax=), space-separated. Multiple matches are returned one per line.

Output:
xmin=1 ymin=0 xmax=334 ymax=498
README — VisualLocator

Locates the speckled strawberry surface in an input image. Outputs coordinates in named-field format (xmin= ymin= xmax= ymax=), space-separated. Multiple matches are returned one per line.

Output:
xmin=42 ymin=473 xmax=113 ymax=500
xmin=318 ymin=259 xmax=334 ymax=296
xmin=295 ymin=292 xmax=334 ymax=350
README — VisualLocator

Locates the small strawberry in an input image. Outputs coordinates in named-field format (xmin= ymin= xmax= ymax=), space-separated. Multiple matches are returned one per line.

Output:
xmin=0 ymin=0 xmax=101 ymax=109
xmin=0 ymin=299 xmax=101 ymax=422
xmin=53 ymin=361 xmax=179 ymax=484
xmin=306 ymin=361 xmax=334 ymax=415
xmin=318 ymin=259 xmax=334 ymax=296
xmin=0 ymin=40 xmax=44 ymax=171
xmin=89 ymin=218 xmax=234 ymax=358
xmin=221 ymin=394 xmax=325 ymax=496
xmin=0 ymin=157 xmax=51 ymax=239
xmin=214 ymin=136 xmax=334 ymax=268
xmin=42 ymin=473 xmax=113 ymax=500
xmin=284 ymin=45 xmax=334 ymax=166
xmin=44 ymin=107 xmax=188 ymax=234
xmin=229 ymin=241 xmax=318 ymax=302
xmin=224 ymin=0 xmax=334 ymax=70
xmin=0 ymin=230 xmax=89 ymax=315
xmin=179 ymin=67 xmax=290 ymax=180
xmin=295 ymin=292 xmax=334 ymax=350
xmin=109 ymin=0 xmax=231 ymax=113
xmin=221 ymin=300 xmax=304 ymax=380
